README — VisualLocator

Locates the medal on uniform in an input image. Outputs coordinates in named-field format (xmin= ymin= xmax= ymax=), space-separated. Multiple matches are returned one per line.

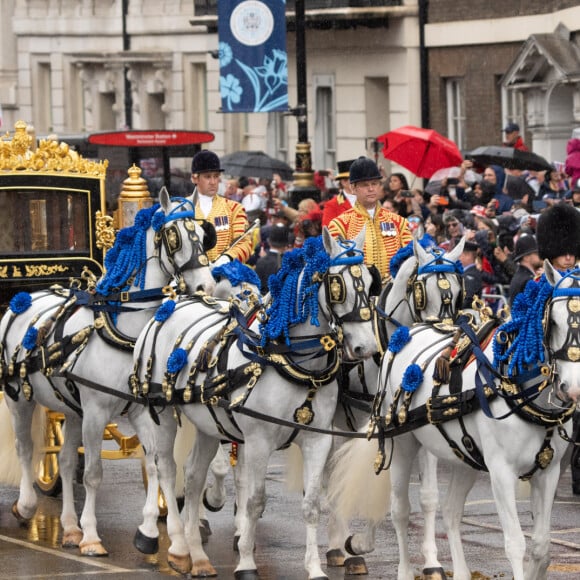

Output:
xmin=381 ymin=222 xmax=396 ymax=237
xmin=215 ymin=215 xmax=229 ymax=231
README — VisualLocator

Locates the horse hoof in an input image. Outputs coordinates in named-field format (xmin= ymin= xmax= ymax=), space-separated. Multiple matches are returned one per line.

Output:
xmin=133 ymin=528 xmax=159 ymax=554
xmin=62 ymin=529 xmax=83 ymax=548
xmin=168 ymin=552 xmax=192 ymax=575
xmin=11 ymin=501 xmax=33 ymax=526
xmin=234 ymin=570 xmax=258 ymax=580
xmin=423 ymin=567 xmax=446 ymax=580
xmin=202 ymin=488 xmax=225 ymax=512
xmin=326 ymin=548 xmax=345 ymax=567
xmin=191 ymin=559 xmax=217 ymax=577
xmin=344 ymin=555 xmax=368 ymax=575
xmin=80 ymin=542 xmax=109 ymax=556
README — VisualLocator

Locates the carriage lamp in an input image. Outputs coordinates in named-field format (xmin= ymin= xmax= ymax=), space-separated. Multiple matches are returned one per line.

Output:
xmin=115 ymin=164 xmax=153 ymax=228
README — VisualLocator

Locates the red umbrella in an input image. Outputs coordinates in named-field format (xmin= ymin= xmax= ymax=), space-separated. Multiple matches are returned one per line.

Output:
xmin=376 ymin=125 xmax=463 ymax=179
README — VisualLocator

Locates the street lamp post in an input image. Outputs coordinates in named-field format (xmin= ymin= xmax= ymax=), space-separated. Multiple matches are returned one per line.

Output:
xmin=290 ymin=0 xmax=320 ymax=208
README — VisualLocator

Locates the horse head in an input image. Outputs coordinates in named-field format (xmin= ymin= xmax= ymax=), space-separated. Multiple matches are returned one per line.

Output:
xmin=543 ymin=260 xmax=580 ymax=405
xmin=156 ymin=188 xmax=216 ymax=295
xmin=378 ymin=237 xmax=465 ymax=347
xmin=320 ymin=227 xmax=377 ymax=361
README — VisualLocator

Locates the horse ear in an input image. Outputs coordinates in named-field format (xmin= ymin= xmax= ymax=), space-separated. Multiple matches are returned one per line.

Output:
xmin=353 ymin=225 xmax=366 ymax=252
xmin=322 ymin=227 xmax=336 ymax=256
xmin=414 ymin=238 xmax=429 ymax=264
xmin=543 ymin=259 xmax=561 ymax=286
xmin=201 ymin=221 xmax=217 ymax=252
xmin=191 ymin=189 xmax=199 ymax=208
xmin=447 ymin=236 xmax=466 ymax=262
xmin=159 ymin=186 xmax=171 ymax=213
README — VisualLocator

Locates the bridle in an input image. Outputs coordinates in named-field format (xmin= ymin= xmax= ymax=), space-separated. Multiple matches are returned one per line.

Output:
xmin=408 ymin=249 xmax=464 ymax=325
xmin=153 ymin=197 xmax=215 ymax=292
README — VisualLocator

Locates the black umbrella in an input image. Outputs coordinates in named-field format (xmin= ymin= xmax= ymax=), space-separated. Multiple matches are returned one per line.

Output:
xmin=220 ymin=150 xmax=294 ymax=181
xmin=466 ymin=146 xmax=553 ymax=172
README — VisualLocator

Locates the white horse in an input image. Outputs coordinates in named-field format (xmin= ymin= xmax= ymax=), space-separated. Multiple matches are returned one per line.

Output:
xmin=129 ymin=228 xmax=378 ymax=578
xmin=331 ymin=260 xmax=578 ymax=580
xmin=325 ymin=237 xmax=466 ymax=574
xmin=0 ymin=189 xmax=215 ymax=559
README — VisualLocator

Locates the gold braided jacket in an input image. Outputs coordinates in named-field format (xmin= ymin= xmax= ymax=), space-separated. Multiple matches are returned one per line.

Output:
xmin=194 ymin=194 xmax=254 ymax=263
xmin=327 ymin=202 xmax=412 ymax=279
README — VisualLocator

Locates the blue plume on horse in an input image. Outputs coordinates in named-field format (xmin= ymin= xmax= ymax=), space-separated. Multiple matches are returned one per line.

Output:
xmin=96 ymin=204 xmax=160 ymax=295
xmin=389 ymin=238 xmax=434 ymax=279
xmin=9 ymin=292 xmax=32 ymax=314
xmin=167 ymin=347 xmax=188 ymax=374
xmin=493 ymin=275 xmax=553 ymax=375
xmin=260 ymin=236 xmax=331 ymax=345
xmin=155 ymin=299 xmax=176 ymax=322
xmin=212 ymin=259 xmax=261 ymax=291
xmin=388 ymin=326 xmax=411 ymax=354
xmin=401 ymin=363 xmax=423 ymax=392
xmin=22 ymin=326 xmax=38 ymax=351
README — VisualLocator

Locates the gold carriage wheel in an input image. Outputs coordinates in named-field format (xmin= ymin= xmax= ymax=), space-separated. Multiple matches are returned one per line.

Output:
xmin=35 ymin=410 xmax=65 ymax=497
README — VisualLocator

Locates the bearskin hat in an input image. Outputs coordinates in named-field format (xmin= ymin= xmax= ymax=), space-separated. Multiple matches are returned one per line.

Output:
xmin=536 ymin=203 xmax=580 ymax=261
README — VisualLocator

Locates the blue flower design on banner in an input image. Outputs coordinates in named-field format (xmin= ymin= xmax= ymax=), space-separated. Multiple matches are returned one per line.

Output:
xmin=218 ymin=1 xmax=288 ymax=113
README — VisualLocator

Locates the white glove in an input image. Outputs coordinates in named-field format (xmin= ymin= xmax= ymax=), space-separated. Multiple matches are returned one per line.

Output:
xmin=210 ymin=254 xmax=232 ymax=271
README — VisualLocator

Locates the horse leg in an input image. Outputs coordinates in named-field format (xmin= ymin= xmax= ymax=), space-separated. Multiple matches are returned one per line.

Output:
xmin=203 ymin=443 xmax=229 ymax=512
xmin=298 ymin=433 xmax=335 ymax=580
xmin=59 ymin=415 xmax=84 ymax=547
xmin=234 ymin=437 xmax=269 ymax=578
xmin=417 ymin=448 xmax=445 ymax=579
xmin=440 ymin=465 xmax=476 ymax=580
xmin=182 ymin=429 xmax=219 ymax=577
xmin=7 ymin=398 xmax=38 ymax=522
xmin=78 ymin=409 xmax=110 ymax=556
xmin=390 ymin=435 xmax=420 ymax=580
xmin=487 ymin=460 xmax=526 ymax=580
xmin=525 ymin=464 xmax=562 ymax=580
xmin=127 ymin=406 xmax=164 ymax=555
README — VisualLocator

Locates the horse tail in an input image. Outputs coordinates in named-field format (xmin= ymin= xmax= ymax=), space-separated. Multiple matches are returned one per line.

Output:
xmin=326 ymin=437 xmax=391 ymax=524
xmin=0 ymin=397 xmax=47 ymax=487
xmin=173 ymin=419 xmax=197 ymax=497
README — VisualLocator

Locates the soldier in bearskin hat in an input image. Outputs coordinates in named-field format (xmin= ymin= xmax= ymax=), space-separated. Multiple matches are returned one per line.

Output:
xmin=536 ymin=202 xmax=580 ymax=495
xmin=536 ymin=202 xmax=580 ymax=272
xmin=188 ymin=149 xmax=254 ymax=266
xmin=327 ymin=156 xmax=412 ymax=282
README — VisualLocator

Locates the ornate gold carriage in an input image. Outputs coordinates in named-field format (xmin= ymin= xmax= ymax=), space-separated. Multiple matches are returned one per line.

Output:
xmin=0 ymin=121 xmax=145 ymax=495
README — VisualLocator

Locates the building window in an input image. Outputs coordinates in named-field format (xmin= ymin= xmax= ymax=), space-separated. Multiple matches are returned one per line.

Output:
xmin=33 ymin=60 xmax=53 ymax=133
xmin=266 ymin=112 xmax=288 ymax=163
xmin=501 ymin=86 xmax=525 ymax=136
xmin=185 ymin=60 xmax=208 ymax=130
xmin=314 ymin=76 xmax=336 ymax=172
xmin=445 ymin=78 xmax=465 ymax=150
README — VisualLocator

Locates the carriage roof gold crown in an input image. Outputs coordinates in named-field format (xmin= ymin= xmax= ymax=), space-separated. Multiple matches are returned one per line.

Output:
xmin=0 ymin=120 xmax=108 ymax=177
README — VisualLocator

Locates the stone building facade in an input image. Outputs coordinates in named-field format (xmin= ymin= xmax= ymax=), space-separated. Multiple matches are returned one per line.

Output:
xmin=1 ymin=0 xmax=579 ymax=185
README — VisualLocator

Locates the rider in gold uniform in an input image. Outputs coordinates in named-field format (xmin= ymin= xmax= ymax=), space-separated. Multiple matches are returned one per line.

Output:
xmin=328 ymin=156 xmax=412 ymax=282
xmin=189 ymin=150 xmax=253 ymax=266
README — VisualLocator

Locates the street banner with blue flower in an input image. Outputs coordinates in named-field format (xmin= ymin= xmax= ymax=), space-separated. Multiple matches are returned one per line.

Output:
xmin=217 ymin=0 xmax=288 ymax=113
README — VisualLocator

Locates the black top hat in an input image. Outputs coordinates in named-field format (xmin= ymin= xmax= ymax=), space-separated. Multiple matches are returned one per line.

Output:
xmin=513 ymin=234 xmax=538 ymax=262
xmin=336 ymin=159 xmax=356 ymax=180
xmin=349 ymin=156 xmax=382 ymax=183
xmin=536 ymin=203 xmax=580 ymax=261
xmin=463 ymin=241 xmax=479 ymax=253
xmin=191 ymin=150 xmax=224 ymax=174
xmin=269 ymin=224 xmax=290 ymax=247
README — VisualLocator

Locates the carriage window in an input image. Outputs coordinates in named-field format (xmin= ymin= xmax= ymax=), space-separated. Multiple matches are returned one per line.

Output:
xmin=0 ymin=189 xmax=89 ymax=254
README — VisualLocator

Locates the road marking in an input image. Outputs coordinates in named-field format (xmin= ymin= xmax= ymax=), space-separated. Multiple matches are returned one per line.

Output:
xmin=0 ymin=533 xmax=138 ymax=573
xmin=461 ymin=518 xmax=580 ymax=550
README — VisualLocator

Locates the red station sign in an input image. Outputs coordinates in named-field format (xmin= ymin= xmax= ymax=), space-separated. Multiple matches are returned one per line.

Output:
xmin=88 ymin=130 xmax=215 ymax=148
